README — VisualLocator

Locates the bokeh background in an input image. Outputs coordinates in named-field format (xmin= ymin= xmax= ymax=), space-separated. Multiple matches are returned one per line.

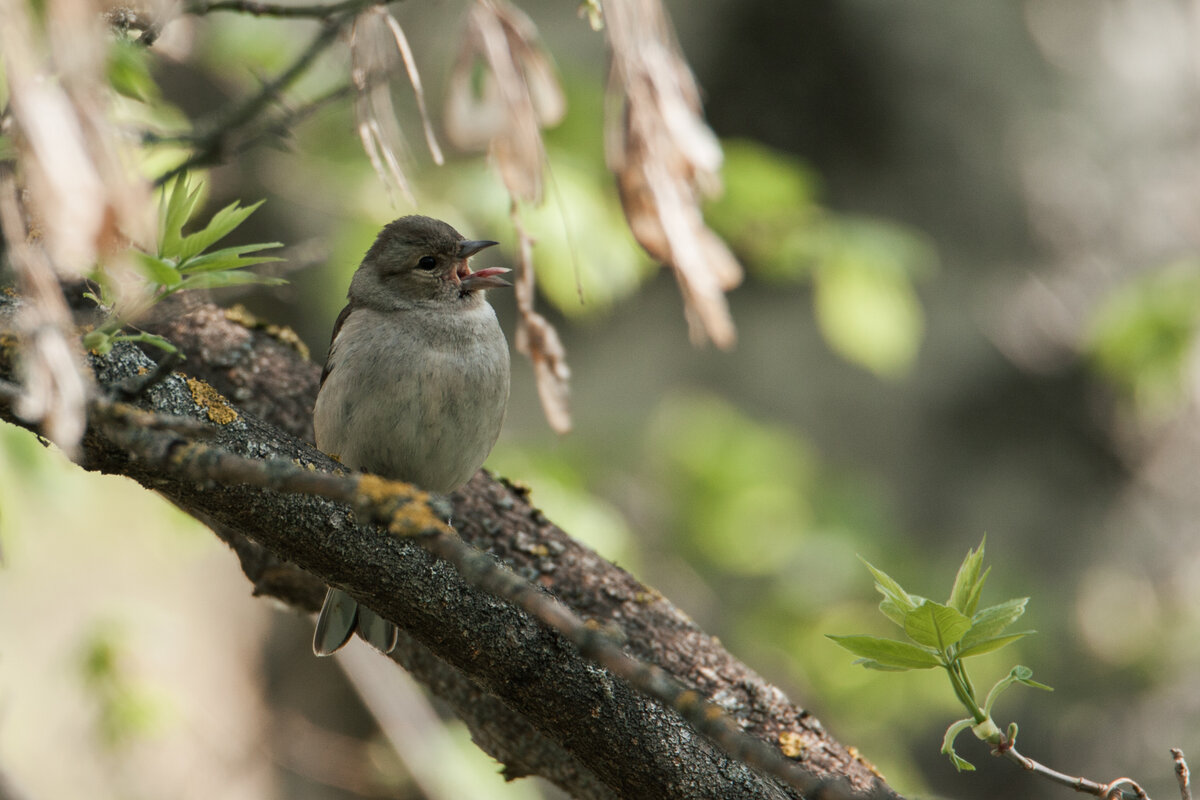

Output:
xmin=2 ymin=1 xmax=1200 ymax=798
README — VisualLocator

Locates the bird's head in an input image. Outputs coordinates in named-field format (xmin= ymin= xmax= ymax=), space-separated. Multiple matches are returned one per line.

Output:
xmin=349 ymin=215 xmax=510 ymax=310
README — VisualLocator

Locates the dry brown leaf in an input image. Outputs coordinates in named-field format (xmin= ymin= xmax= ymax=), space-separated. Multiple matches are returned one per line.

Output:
xmin=601 ymin=0 xmax=742 ymax=349
xmin=511 ymin=207 xmax=571 ymax=434
xmin=0 ymin=174 xmax=91 ymax=457
xmin=448 ymin=1 xmax=571 ymax=432
xmin=1 ymin=0 xmax=153 ymax=272
xmin=446 ymin=0 xmax=564 ymax=205
xmin=351 ymin=8 xmax=445 ymax=205
xmin=0 ymin=0 xmax=159 ymax=455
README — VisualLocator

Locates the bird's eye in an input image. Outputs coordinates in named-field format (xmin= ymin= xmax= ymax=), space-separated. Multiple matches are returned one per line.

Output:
xmin=417 ymin=255 xmax=437 ymax=271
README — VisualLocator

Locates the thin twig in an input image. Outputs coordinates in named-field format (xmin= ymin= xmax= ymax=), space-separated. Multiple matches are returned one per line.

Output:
xmin=154 ymin=16 xmax=355 ymax=186
xmin=185 ymin=0 xmax=382 ymax=18
xmin=1000 ymin=743 xmax=1148 ymax=800
xmin=1173 ymin=749 xmax=1191 ymax=800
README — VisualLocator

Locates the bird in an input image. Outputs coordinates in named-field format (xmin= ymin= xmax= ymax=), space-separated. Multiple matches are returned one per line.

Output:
xmin=311 ymin=215 xmax=511 ymax=656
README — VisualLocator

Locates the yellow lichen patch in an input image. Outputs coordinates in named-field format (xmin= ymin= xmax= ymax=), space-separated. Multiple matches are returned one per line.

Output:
xmin=186 ymin=377 xmax=239 ymax=425
xmin=674 ymin=690 xmax=700 ymax=711
xmin=778 ymin=730 xmax=807 ymax=759
xmin=224 ymin=303 xmax=311 ymax=361
xmin=848 ymin=746 xmax=885 ymax=779
xmin=356 ymin=474 xmax=443 ymax=536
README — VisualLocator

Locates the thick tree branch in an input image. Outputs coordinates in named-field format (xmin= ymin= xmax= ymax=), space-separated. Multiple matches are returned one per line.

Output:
xmin=1 ymin=293 xmax=899 ymax=799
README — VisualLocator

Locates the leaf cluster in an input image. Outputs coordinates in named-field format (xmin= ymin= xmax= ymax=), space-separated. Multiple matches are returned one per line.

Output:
xmin=83 ymin=176 xmax=284 ymax=355
xmin=827 ymin=538 xmax=1051 ymax=770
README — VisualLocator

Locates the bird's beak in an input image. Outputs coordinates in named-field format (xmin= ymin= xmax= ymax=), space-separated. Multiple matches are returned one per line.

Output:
xmin=454 ymin=238 xmax=509 ymax=292
xmin=458 ymin=239 xmax=499 ymax=258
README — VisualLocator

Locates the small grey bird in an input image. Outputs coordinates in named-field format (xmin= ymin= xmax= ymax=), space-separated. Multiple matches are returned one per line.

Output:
xmin=311 ymin=215 xmax=511 ymax=657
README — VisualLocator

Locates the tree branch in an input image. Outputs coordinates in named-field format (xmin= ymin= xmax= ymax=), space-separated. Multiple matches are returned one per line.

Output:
xmin=1 ymin=293 xmax=899 ymax=799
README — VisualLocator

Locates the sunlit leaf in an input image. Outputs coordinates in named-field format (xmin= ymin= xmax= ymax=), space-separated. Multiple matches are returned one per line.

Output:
xmin=826 ymin=634 xmax=941 ymax=670
xmin=959 ymin=597 xmax=1028 ymax=651
xmin=172 ymin=271 xmax=286 ymax=293
xmin=956 ymin=631 xmax=1032 ymax=659
xmin=861 ymin=558 xmax=919 ymax=621
xmin=132 ymin=251 xmax=181 ymax=288
xmin=158 ymin=175 xmax=205 ymax=258
xmin=179 ymin=244 xmax=283 ymax=274
xmin=947 ymin=537 xmax=986 ymax=614
xmin=903 ymin=601 xmax=970 ymax=650
xmin=176 ymin=199 xmax=266 ymax=263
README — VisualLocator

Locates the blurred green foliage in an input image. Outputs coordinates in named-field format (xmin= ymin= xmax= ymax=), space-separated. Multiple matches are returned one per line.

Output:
xmin=83 ymin=175 xmax=283 ymax=355
xmin=1086 ymin=260 xmax=1200 ymax=418
xmin=78 ymin=623 xmax=173 ymax=748
xmin=707 ymin=139 xmax=936 ymax=378
xmin=107 ymin=36 xmax=160 ymax=103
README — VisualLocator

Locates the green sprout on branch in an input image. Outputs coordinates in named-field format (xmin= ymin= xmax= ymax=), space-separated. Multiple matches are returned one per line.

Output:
xmin=827 ymin=537 xmax=1051 ymax=772
xmin=83 ymin=175 xmax=284 ymax=355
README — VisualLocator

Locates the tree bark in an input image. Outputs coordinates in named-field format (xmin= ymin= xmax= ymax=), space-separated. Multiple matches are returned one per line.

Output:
xmin=0 ymin=293 xmax=899 ymax=800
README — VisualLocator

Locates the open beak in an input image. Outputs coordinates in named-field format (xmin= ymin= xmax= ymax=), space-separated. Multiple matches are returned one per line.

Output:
xmin=454 ymin=238 xmax=510 ymax=292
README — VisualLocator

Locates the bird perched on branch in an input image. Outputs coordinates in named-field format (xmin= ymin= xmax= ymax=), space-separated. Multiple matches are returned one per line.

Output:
xmin=312 ymin=215 xmax=511 ymax=656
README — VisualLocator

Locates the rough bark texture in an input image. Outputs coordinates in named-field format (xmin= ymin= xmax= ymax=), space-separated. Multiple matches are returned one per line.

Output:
xmin=2 ymin=293 xmax=899 ymax=800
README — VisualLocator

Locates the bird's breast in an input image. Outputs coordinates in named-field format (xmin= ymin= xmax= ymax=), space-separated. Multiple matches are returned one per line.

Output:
xmin=313 ymin=304 xmax=510 ymax=492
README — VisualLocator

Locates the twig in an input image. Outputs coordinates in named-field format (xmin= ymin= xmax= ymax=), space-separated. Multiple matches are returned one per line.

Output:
xmin=154 ymin=16 xmax=353 ymax=186
xmin=116 ymin=349 xmax=183 ymax=400
xmin=185 ymin=0 xmax=383 ymax=18
xmin=999 ymin=741 xmax=1148 ymax=800
xmin=76 ymin=396 xmax=864 ymax=800
xmin=1173 ymin=749 xmax=1191 ymax=800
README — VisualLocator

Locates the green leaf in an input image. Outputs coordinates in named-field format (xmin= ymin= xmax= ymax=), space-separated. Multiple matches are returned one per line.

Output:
xmin=159 ymin=176 xmax=205 ymax=259
xmin=82 ymin=329 xmax=113 ymax=355
xmin=111 ymin=332 xmax=180 ymax=355
xmin=132 ymin=251 xmax=182 ymax=288
xmin=878 ymin=598 xmax=909 ymax=628
xmin=959 ymin=597 xmax=1029 ymax=651
xmin=947 ymin=537 xmax=986 ymax=614
xmin=107 ymin=38 xmax=159 ymax=102
xmin=982 ymin=665 xmax=1053 ymax=717
xmin=826 ymin=634 xmax=941 ymax=670
xmin=852 ymin=659 xmax=916 ymax=672
xmin=903 ymin=601 xmax=971 ymax=650
xmin=941 ymin=718 xmax=976 ymax=772
xmin=812 ymin=220 xmax=930 ymax=378
xmin=961 ymin=565 xmax=991 ymax=620
xmin=176 ymin=199 xmax=266 ymax=263
xmin=956 ymin=631 xmax=1033 ymax=659
xmin=170 ymin=271 xmax=287 ymax=293
xmin=1086 ymin=260 xmax=1200 ymax=417
xmin=178 ymin=243 xmax=283 ymax=274
xmin=861 ymin=558 xmax=919 ymax=619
